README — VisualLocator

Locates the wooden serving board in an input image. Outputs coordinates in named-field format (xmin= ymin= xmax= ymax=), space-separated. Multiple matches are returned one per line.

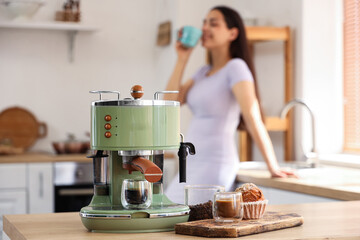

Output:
xmin=0 ymin=107 xmax=47 ymax=150
xmin=175 ymin=211 xmax=304 ymax=238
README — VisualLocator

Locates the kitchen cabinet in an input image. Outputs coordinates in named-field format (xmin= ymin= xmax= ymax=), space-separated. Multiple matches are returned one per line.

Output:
xmin=240 ymin=26 xmax=294 ymax=162
xmin=0 ymin=164 xmax=26 ymax=189
xmin=0 ymin=191 xmax=26 ymax=240
xmin=0 ymin=163 xmax=53 ymax=240
xmin=28 ymin=163 xmax=54 ymax=213
xmin=0 ymin=164 xmax=27 ymax=240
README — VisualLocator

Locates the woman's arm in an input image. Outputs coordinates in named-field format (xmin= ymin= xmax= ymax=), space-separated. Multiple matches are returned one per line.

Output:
xmin=164 ymin=59 xmax=194 ymax=104
xmin=232 ymin=81 xmax=297 ymax=178
xmin=164 ymin=34 xmax=194 ymax=103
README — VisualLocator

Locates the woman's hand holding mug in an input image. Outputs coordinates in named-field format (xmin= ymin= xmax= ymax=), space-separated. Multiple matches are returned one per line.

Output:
xmin=176 ymin=26 xmax=202 ymax=62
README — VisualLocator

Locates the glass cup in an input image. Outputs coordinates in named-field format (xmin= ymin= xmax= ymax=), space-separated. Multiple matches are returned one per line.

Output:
xmin=184 ymin=184 xmax=225 ymax=206
xmin=178 ymin=26 xmax=203 ymax=48
xmin=121 ymin=179 xmax=152 ymax=209
xmin=185 ymin=185 xmax=225 ymax=221
xmin=213 ymin=192 xmax=243 ymax=223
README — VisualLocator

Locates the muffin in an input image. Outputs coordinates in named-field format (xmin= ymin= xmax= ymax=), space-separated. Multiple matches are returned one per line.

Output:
xmin=235 ymin=183 xmax=268 ymax=219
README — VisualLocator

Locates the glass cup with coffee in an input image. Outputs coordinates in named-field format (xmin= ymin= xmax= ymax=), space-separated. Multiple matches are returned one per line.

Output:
xmin=121 ymin=179 xmax=152 ymax=209
xmin=213 ymin=192 xmax=243 ymax=223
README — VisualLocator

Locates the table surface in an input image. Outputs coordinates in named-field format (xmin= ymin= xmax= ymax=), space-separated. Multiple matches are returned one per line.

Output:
xmin=236 ymin=165 xmax=360 ymax=201
xmin=4 ymin=201 xmax=360 ymax=240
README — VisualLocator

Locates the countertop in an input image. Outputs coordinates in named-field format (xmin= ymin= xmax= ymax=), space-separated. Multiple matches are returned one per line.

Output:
xmin=0 ymin=152 xmax=90 ymax=164
xmin=0 ymin=152 xmax=176 ymax=164
xmin=236 ymin=165 xmax=360 ymax=201
xmin=4 ymin=201 xmax=360 ymax=240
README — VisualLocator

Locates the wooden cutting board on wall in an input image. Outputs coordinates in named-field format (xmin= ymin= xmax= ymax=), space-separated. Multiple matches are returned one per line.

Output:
xmin=175 ymin=211 xmax=304 ymax=238
xmin=0 ymin=107 xmax=47 ymax=150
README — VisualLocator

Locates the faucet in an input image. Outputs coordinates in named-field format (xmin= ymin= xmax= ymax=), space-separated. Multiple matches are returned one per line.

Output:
xmin=280 ymin=99 xmax=318 ymax=167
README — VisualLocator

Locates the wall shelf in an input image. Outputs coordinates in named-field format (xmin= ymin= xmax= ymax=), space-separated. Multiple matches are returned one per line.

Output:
xmin=246 ymin=26 xmax=290 ymax=42
xmin=239 ymin=26 xmax=294 ymax=162
xmin=0 ymin=21 xmax=99 ymax=62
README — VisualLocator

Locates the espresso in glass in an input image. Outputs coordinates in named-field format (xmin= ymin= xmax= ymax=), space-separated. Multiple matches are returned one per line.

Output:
xmin=213 ymin=192 xmax=243 ymax=222
xmin=121 ymin=179 xmax=152 ymax=209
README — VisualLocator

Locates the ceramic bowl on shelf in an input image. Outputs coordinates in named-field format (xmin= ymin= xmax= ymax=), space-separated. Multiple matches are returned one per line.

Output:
xmin=52 ymin=141 xmax=90 ymax=155
xmin=0 ymin=0 xmax=45 ymax=20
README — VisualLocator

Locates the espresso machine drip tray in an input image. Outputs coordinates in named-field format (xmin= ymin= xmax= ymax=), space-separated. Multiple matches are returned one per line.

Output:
xmin=80 ymin=204 xmax=190 ymax=219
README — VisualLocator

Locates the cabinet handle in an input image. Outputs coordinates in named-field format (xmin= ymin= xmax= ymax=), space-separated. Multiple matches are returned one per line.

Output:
xmin=39 ymin=172 xmax=44 ymax=198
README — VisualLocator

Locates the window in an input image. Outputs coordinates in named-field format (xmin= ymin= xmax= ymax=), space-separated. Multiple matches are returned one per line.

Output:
xmin=344 ymin=0 xmax=360 ymax=152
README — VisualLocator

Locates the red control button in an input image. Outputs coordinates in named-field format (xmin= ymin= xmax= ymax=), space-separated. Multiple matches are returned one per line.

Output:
xmin=104 ymin=132 xmax=112 ymax=138
xmin=104 ymin=115 xmax=112 ymax=121
xmin=104 ymin=123 xmax=111 ymax=130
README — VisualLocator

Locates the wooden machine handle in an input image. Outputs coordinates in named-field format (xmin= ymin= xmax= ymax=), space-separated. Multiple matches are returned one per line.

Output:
xmin=124 ymin=157 xmax=163 ymax=183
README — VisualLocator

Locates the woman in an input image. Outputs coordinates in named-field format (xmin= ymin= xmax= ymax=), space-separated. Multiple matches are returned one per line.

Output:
xmin=165 ymin=6 xmax=296 ymax=203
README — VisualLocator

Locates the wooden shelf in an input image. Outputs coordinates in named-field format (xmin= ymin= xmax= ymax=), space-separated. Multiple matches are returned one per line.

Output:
xmin=240 ymin=26 xmax=293 ymax=162
xmin=246 ymin=26 xmax=290 ymax=42
xmin=265 ymin=117 xmax=288 ymax=131
xmin=0 ymin=21 xmax=99 ymax=62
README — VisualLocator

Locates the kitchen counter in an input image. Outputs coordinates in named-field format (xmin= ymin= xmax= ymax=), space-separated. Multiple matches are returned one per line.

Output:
xmin=0 ymin=152 xmax=90 ymax=164
xmin=4 ymin=201 xmax=360 ymax=240
xmin=236 ymin=164 xmax=360 ymax=201
xmin=0 ymin=152 xmax=177 ymax=164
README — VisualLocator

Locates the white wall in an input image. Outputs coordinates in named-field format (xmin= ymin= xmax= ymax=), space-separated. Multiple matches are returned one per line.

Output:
xmin=0 ymin=0 xmax=344 ymax=161
xmin=300 ymin=0 xmax=343 ymax=155
xmin=0 ymin=0 xmax=158 ymax=152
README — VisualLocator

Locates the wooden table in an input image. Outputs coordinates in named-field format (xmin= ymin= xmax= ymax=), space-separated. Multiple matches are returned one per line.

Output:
xmin=4 ymin=201 xmax=360 ymax=240
xmin=237 ymin=166 xmax=360 ymax=201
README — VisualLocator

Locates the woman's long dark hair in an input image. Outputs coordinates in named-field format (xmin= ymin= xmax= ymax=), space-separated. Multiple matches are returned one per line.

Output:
xmin=210 ymin=6 xmax=264 ymax=130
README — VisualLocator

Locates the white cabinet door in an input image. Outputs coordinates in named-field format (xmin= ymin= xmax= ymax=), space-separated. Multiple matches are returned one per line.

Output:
xmin=0 ymin=190 xmax=27 ymax=240
xmin=28 ymin=163 xmax=54 ymax=213
xmin=0 ymin=164 xmax=26 ymax=189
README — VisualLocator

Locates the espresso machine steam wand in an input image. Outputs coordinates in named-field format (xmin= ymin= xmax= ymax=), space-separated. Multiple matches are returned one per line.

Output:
xmin=178 ymin=133 xmax=195 ymax=183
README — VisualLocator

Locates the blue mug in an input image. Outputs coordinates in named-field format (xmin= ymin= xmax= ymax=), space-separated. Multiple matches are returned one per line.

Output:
xmin=178 ymin=26 xmax=202 ymax=48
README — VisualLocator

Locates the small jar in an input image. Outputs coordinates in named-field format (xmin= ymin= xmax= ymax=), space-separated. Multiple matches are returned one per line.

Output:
xmin=213 ymin=192 xmax=243 ymax=222
xmin=184 ymin=184 xmax=225 ymax=205
xmin=185 ymin=185 xmax=225 ymax=221
xmin=121 ymin=179 xmax=152 ymax=209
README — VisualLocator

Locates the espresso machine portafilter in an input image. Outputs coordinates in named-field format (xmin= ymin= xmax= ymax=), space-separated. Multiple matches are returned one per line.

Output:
xmin=80 ymin=85 xmax=195 ymax=233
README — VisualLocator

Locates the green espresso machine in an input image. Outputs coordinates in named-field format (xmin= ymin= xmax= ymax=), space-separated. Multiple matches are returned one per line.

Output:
xmin=80 ymin=85 xmax=195 ymax=232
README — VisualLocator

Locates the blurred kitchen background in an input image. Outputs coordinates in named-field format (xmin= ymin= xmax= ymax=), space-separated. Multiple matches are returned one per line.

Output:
xmin=0 ymin=0 xmax=344 ymax=159
xmin=1 ymin=0 xmax=358 ymax=238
